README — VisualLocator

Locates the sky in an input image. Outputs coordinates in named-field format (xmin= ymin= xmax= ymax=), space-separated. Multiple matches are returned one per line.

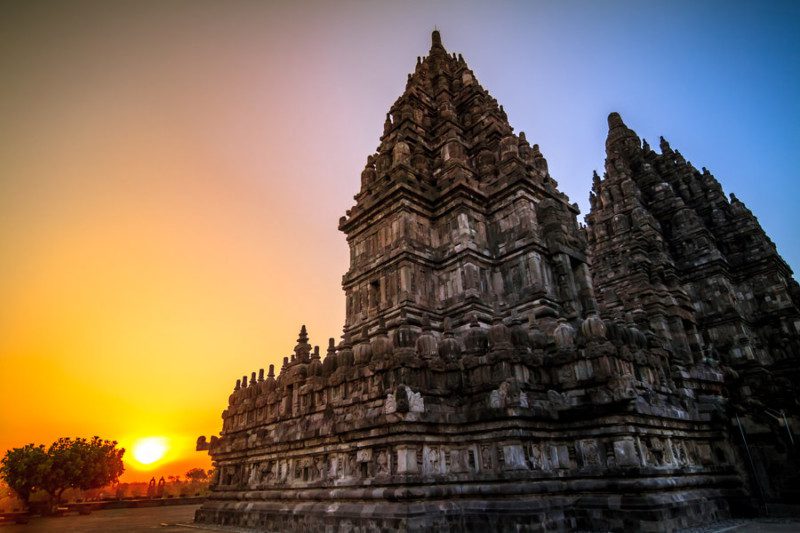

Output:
xmin=1 ymin=0 xmax=798 ymax=482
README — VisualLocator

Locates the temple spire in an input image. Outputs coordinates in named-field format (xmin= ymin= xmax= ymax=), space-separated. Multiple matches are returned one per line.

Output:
xmin=431 ymin=29 xmax=443 ymax=49
xmin=294 ymin=324 xmax=311 ymax=362
xmin=605 ymin=111 xmax=640 ymax=157
xmin=429 ymin=29 xmax=448 ymax=58
xmin=607 ymin=111 xmax=625 ymax=129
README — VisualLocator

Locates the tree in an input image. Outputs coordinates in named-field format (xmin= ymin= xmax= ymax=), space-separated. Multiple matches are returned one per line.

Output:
xmin=41 ymin=437 xmax=125 ymax=504
xmin=40 ymin=438 xmax=84 ymax=503
xmin=0 ymin=444 xmax=49 ymax=507
xmin=74 ymin=437 xmax=125 ymax=492
xmin=185 ymin=468 xmax=208 ymax=482
xmin=0 ymin=437 xmax=124 ymax=510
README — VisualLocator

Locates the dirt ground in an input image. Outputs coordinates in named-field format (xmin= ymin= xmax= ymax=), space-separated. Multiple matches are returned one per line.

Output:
xmin=0 ymin=504 xmax=220 ymax=532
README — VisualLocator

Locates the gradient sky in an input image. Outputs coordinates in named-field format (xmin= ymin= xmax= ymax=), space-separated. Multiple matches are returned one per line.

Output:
xmin=1 ymin=0 xmax=798 ymax=482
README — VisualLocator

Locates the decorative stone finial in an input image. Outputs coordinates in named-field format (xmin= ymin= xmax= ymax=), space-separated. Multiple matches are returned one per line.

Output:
xmin=431 ymin=29 xmax=443 ymax=48
xmin=439 ymin=317 xmax=462 ymax=360
xmin=607 ymin=112 xmax=625 ymax=128
xmin=354 ymin=325 xmax=373 ymax=365
xmin=294 ymin=324 xmax=312 ymax=362
xmin=553 ymin=318 xmax=576 ymax=351
xmin=370 ymin=318 xmax=393 ymax=359
xmin=415 ymin=319 xmax=439 ymax=359
xmin=258 ymin=368 xmax=264 ymax=382
xmin=360 ymin=156 xmax=376 ymax=189
xmin=327 ymin=337 xmax=336 ymax=357
xmin=267 ymin=364 xmax=275 ymax=379
xmin=581 ymin=312 xmax=607 ymax=341
xmin=463 ymin=312 xmax=488 ymax=355
xmin=337 ymin=332 xmax=355 ymax=368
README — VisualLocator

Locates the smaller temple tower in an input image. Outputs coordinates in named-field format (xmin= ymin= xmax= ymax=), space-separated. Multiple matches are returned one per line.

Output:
xmin=586 ymin=112 xmax=800 ymax=503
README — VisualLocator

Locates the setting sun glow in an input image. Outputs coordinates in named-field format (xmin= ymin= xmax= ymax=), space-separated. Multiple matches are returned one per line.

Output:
xmin=131 ymin=437 xmax=169 ymax=466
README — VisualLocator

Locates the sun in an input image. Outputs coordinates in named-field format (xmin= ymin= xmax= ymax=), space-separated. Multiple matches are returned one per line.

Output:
xmin=131 ymin=437 xmax=168 ymax=466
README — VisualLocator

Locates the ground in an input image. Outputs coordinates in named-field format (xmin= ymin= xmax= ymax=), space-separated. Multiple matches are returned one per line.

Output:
xmin=1 ymin=505 xmax=799 ymax=532
xmin=0 ymin=504 xmax=220 ymax=533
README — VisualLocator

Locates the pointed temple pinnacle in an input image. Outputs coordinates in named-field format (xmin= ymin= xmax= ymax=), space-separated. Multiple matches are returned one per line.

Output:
xmin=431 ymin=29 xmax=446 ymax=52
xmin=605 ymin=111 xmax=640 ymax=155
xmin=607 ymin=112 xmax=625 ymax=129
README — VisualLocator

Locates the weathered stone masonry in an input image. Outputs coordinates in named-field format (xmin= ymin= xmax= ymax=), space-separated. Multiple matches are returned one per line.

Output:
xmin=195 ymin=31 xmax=800 ymax=531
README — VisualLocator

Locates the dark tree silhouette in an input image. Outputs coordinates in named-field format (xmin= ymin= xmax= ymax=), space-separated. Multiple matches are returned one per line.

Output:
xmin=0 ymin=444 xmax=48 ymax=507
xmin=0 ymin=437 xmax=124 ymax=511
xmin=185 ymin=468 xmax=208 ymax=481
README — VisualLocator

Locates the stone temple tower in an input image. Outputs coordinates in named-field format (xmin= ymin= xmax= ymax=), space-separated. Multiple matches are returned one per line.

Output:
xmin=195 ymin=32 xmax=800 ymax=531
xmin=586 ymin=112 xmax=800 ymax=503
xmin=340 ymin=29 xmax=594 ymax=346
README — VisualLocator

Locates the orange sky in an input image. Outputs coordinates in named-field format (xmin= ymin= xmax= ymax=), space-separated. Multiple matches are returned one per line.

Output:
xmin=2 ymin=1 xmax=798 ymax=482
xmin=0 ymin=1 xmax=356 ymax=482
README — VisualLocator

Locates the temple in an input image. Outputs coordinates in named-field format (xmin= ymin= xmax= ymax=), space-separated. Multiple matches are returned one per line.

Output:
xmin=194 ymin=31 xmax=800 ymax=531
